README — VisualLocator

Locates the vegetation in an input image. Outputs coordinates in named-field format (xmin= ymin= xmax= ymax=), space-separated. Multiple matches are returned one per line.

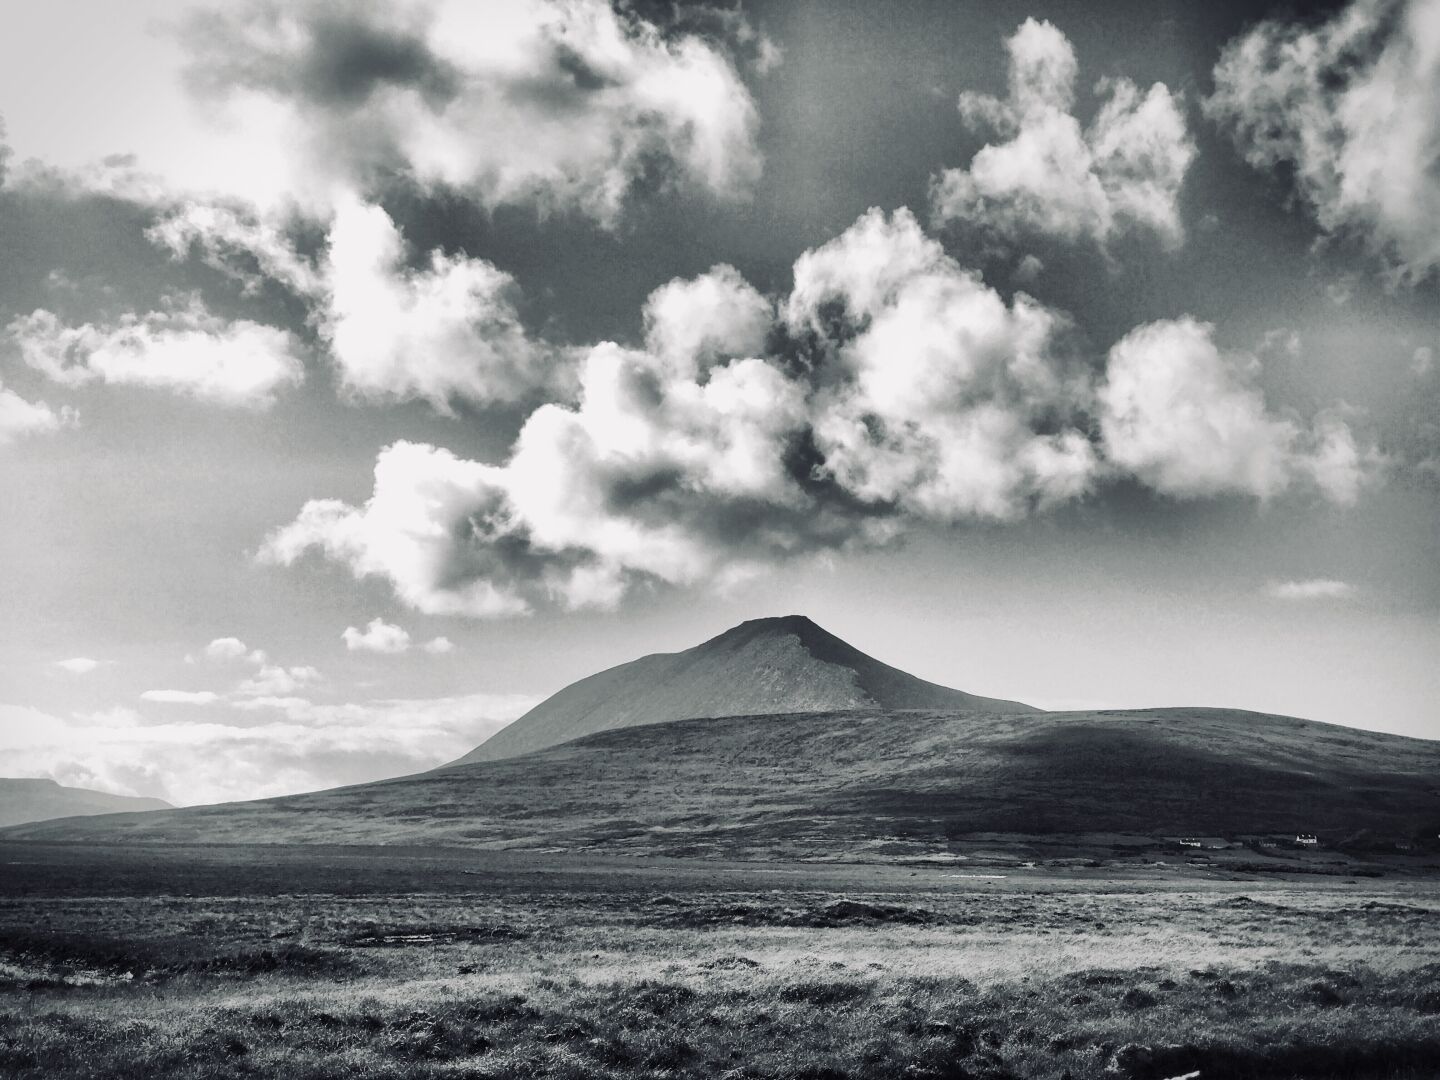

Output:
xmin=2 ymin=842 xmax=1438 ymax=1078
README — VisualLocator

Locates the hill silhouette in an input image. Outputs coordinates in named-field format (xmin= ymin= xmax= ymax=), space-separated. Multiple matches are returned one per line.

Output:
xmin=0 ymin=778 xmax=170 ymax=828
xmin=450 ymin=614 xmax=1037 ymax=765
xmin=8 ymin=707 xmax=1438 ymax=858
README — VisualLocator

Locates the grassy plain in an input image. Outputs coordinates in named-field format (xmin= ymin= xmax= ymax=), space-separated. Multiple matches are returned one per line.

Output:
xmin=2 ymin=843 xmax=1439 ymax=1079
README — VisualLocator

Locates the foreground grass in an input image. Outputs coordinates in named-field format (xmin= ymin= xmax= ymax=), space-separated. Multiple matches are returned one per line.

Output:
xmin=3 ymin=869 xmax=1439 ymax=1079
xmin=5 ymin=962 xmax=1440 ymax=1079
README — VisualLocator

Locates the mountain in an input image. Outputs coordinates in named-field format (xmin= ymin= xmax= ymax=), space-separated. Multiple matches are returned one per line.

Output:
xmin=8 ymin=708 xmax=1438 ymax=859
xmin=0 ymin=777 xmax=170 ymax=828
xmin=450 ymin=614 xmax=1038 ymax=765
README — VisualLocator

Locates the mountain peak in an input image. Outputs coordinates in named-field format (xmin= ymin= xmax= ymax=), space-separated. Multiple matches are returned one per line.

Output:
xmin=449 ymin=615 xmax=1037 ymax=766
xmin=711 ymin=614 xmax=828 ymax=646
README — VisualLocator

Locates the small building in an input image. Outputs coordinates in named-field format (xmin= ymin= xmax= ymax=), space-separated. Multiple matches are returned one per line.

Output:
xmin=1295 ymin=834 xmax=1319 ymax=847
xmin=1179 ymin=837 xmax=1202 ymax=848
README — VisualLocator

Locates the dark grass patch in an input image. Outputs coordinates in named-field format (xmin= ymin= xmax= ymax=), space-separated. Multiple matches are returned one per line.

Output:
xmin=343 ymin=923 xmax=530 ymax=947
xmin=661 ymin=898 xmax=936 ymax=929
xmin=0 ymin=927 xmax=347 ymax=984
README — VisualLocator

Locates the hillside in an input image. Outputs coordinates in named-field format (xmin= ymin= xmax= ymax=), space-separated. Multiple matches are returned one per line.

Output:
xmin=0 ymin=778 xmax=170 ymax=828
xmin=451 ymin=614 xmax=1037 ymax=764
xmin=8 ymin=708 xmax=1438 ymax=859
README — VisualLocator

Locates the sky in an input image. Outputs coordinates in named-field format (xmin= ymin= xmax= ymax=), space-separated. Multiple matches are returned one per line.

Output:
xmin=1 ymin=0 xmax=1437 ymax=806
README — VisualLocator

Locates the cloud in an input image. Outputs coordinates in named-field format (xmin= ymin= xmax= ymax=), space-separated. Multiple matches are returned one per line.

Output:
xmin=0 ymin=379 xmax=73 ymax=445
xmin=140 ymin=690 xmax=221 ymax=705
xmin=261 ymin=206 xmax=1382 ymax=616
xmin=642 ymin=263 xmax=773 ymax=378
xmin=148 ymin=196 xmax=565 ymax=411
xmin=1266 ymin=579 xmax=1358 ymax=601
xmin=1098 ymin=318 xmax=1379 ymax=502
xmin=0 ymin=692 xmax=537 ymax=805
xmin=147 ymin=202 xmax=324 ymax=298
xmin=1207 ymin=0 xmax=1440 ymax=284
xmin=341 ymin=616 xmax=452 ymax=654
xmin=7 ymin=297 xmax=306 ymax=408
xmin=124 ymin=0 xmax=771 ymax=416
xmin=784 ymin=208 xmax=1100 ymax=520
xmin=258 ymin=442 xmax=532 ymax=616
xmin=236 ymin=664 xmax=322 ymax=697
xmin=52 ymin=658 xmax=102 ymax=675
xmin=932 ymin=18 xmax=1194 ymax=249
xmin=259 ymin=209 xmax=1100 ymax=612
xmin=342 ymin=617 xmax=410 ymax=653
xmin=171 ymin=0 xmax=764 ymax=223
xmin=201 ymin=636 xmax=266 ymax=664
xmin=319 ymin=197 xmax=560 ymax=409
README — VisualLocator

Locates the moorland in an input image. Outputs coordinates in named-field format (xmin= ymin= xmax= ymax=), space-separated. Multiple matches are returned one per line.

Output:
xmin=2 ymin=842 xmax=1439 ymax=1080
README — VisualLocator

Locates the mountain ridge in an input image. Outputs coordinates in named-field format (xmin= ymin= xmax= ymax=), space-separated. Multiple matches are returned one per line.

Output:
xmin=6 ymin=707 xmax=1438 ymax=859
xmin=0 ymin=777 xmax=171 ymax=828
xmin=450 ymin=614 xmax=1038 ymax=765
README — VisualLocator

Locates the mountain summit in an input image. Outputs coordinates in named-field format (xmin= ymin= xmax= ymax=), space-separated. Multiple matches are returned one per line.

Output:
xmin=451 ymin=614 xmax=1037 ymax=765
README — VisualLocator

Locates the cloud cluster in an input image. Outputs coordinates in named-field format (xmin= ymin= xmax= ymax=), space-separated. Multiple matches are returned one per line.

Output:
xmin=0 ymin=379 xmax=72 ymax=445
xmin=1207 ymin=0 xmax=1440 ymax=284
xmin=151 ymin=195 xmax=566 ymax=410
xmin=7 ymin=297 xmax=306 ymax=408
xmin=260 ymin=207 xmax=1375 ymax=616
xmin=10 ymin=0 xmax=773 ymax=419
xmin=932 ymin=18 xmax=1195 ymax=249
xmin=0 ymin=692 xmax=536 ymax=805
xmin=175 ymin=0 xmax=766 ymax=222
xmin=342 ymin=616 xmax=452 ymax=654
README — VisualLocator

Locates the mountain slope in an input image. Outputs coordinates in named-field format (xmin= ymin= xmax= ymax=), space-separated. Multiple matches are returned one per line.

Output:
xmin=0 ymin=778 xmax=170 ymax=828
xmin=452 ymin=615 xmax=1037 ymax=764
xmin=8 ymin=708 xmax=1437 ymax=858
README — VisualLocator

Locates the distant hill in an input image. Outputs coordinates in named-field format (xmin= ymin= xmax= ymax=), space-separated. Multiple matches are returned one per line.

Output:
xmin=0 ymin=778 xmax=170 ymax=828
xmin=8 ymin=708 xmax=1437 ymax=859
xmin=449 ymin=614 xmax=1038 ymax=765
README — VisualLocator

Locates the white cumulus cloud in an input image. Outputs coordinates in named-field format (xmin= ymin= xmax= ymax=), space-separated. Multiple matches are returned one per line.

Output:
xmin=342 ymin=617 xmax=411 ymax=653
xmin=1207 ymin=0 xmax=1440 ymax=284
xmin=932 ymin=18 xmax=1194 ymax=249
xmin=320 ymin=198 xmax=559 ymax=409
xmin=236 ymin=664 xmax=322 ymax=697
xmin=0 ymin=379 xmax=73 ymax=445
xmin=1098 ymin=318 xmax=1378 ymax=502
xmin=786 ymin=207 xmax=1099 ymax=520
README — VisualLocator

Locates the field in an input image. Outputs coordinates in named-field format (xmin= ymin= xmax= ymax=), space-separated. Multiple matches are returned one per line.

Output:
xmin=3 ymin=843 xmax=1440 ymax=1079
